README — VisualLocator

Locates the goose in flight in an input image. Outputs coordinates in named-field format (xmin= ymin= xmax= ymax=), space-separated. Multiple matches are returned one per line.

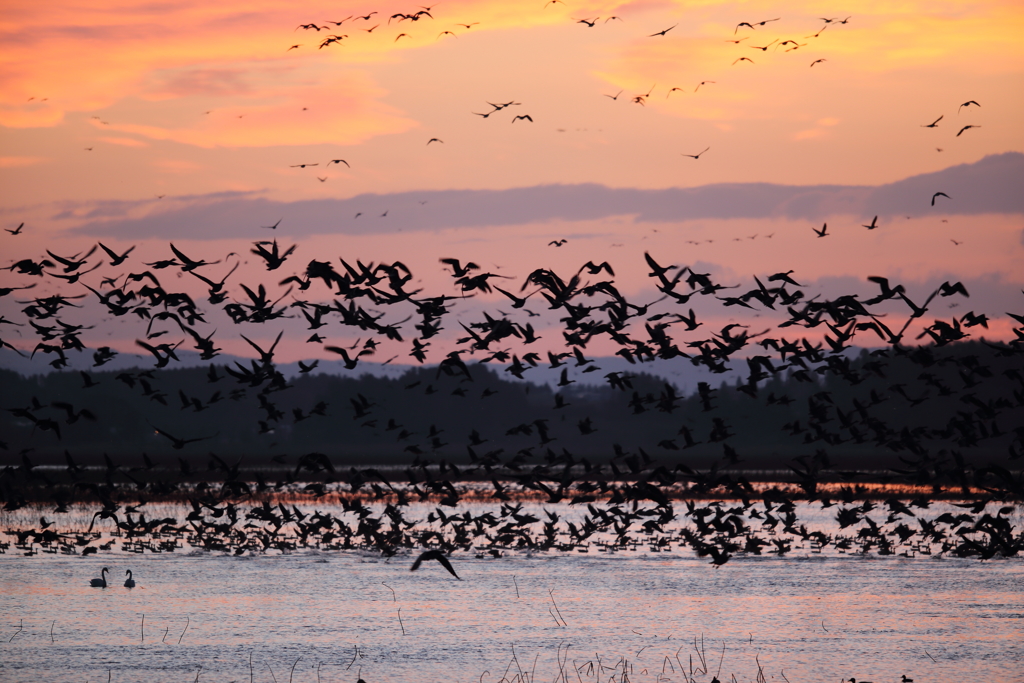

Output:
xmin=411 ymin=549 xmax=461 ymax=579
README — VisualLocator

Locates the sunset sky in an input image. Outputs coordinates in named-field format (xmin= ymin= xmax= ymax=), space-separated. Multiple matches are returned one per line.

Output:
xmin=2 ymin=0 xmax=1023 ymax=364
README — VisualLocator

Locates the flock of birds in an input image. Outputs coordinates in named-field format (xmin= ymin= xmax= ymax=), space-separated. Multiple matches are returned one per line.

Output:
xmin=275 ymin=7 xmax=984 ymax=172
xmin=2 ymin=135 xmax=1024 ymax=571
xmin=2 ymin=6 xmax=1020 ymax=574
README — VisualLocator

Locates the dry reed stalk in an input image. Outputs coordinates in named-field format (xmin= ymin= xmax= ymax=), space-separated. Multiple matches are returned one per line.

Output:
xmin=50 ymin=619 xmax=54 ymax=643
xmin=571 ymin=658 xmax=585 ymax=683
xmin=510 ymin=643 xmax=526 ymax=683
xmin=382 ymin=581 xmax=396 ymax=601
xmin=178 ymin=616 xmax=189 ymax=644
xmin=555 ymin=641 xmax=571 ymax=683
xmin=548 ymin=588 xmax=567 ymax=626
xmin=692 ymin=633 xmax=708 ymax=674
xmin=140 ymin=614 xmax=144 ymax=644
xmin=288 ymin=656 xmax=301 ymax=683
xmin=9 ymin=618 xmax=23 ymax=643
xmin=397 ymin=607 xmax=406 ymax=635
xmin=755 ymin=653 xmax=766 ymax=683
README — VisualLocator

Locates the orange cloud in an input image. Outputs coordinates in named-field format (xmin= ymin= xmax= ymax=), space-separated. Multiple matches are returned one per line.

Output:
xmin=0 ymin=156 xmax=46 ymax=168
xmin=98 ymin=137 xmax=149 ymax=148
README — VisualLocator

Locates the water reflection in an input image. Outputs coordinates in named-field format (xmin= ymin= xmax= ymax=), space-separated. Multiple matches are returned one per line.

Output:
xmin=1 ymin=551 xmax=1021 ymax=682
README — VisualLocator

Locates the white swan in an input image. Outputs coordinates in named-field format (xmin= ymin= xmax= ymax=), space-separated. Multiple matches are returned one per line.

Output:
xmin=90 ymin=567 xmax=109 ymax=588
xmin=124 ymin=569 xmax=136 ymax=588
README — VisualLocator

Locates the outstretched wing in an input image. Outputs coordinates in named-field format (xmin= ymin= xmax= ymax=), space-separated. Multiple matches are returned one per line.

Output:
xmin=411 ymin=550 xmax=461 ymax=579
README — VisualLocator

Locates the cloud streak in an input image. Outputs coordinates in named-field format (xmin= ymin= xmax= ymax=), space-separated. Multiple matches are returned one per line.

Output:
xmin=70 ymin=152 xmax=1024 ymax=239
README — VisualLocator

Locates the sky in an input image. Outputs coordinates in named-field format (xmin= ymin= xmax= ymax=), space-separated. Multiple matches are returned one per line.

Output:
xmin=2 ymin=0 xmax=1023 ymax=366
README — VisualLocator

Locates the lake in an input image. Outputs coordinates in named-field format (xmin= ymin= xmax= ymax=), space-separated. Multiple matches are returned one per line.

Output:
xmin=1 ymin=498 xmax=1022 ymax=682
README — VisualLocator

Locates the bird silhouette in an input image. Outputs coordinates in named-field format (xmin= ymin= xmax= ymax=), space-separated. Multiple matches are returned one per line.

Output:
xmin=411 ymin=549 xmax=461 ymax=579
xmin=90 ymin=567 xmax=109 ymax=587
xmin=681 ymin=147 xmax=710 ymax=159
xmin=124 ymin=569 xmax=136 ymax=587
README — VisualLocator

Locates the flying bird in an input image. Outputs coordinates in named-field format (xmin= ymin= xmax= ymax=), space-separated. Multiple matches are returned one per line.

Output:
xmin=813 ymin=223 xmax=828 ymax=237
xmin=649 ymin=23 xmax=678 ymax=37
xmin=733 ymin=57 xmax=755 ymax=65
xmin=149 ymin=424 xmax=216 ymax=450
xmin=958 ymin=100 xmax=980 ymax=114
xmin=410 ymin=549 xmax=461 ymax=579
xmin=862 ymin=216 xmax=879 ymax=230
xmin=956 ymin=125 xmax=980 ymax=136
xmin=682 ymin=147 xmax=710 ymax=159
xmin=931 ymin=192 xmax=950 ymax=206
xmin=6 ymin=223 xmax=24 ymax=235
xmin=511 ymin=115 xmax=533 ymax=123
xmin=327 ymin=159 xmax=350 ymax=167
xmin=810 ymin=59 xmax=826 ymax=67
xmin=921 ymin=115 xmax=943 ymax=128
xmin=427 ymin=138 xmax=444 ymax=144
xmin=98 ymin=242 xmax=135 ymax=266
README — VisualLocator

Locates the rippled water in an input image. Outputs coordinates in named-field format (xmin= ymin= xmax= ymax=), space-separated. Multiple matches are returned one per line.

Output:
xmin=2 ymin=547 xmax=1022 ymax=683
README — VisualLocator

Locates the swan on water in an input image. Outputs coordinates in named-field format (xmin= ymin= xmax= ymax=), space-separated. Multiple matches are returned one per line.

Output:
xmin=124 ymin=569 xmax=136 ymax=588
xmin=90 ymin=567 xmax=109 ymax=588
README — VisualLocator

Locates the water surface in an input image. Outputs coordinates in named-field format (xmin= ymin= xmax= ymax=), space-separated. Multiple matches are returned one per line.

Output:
xmin=2 ymin=548 xmax=1021 ymax=682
